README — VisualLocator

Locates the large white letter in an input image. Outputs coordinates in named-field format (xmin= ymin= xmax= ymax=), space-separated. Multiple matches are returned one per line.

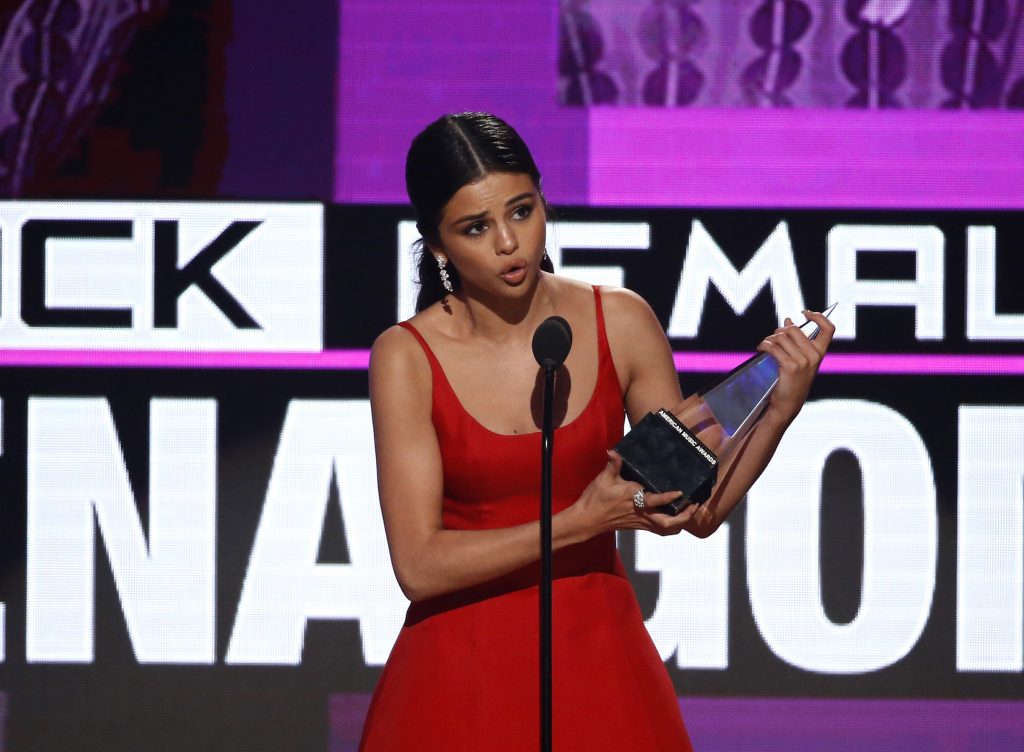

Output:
xmin=957 ymin=406 xmax=1024 ymax=671
xmin=966 ymin=226 xmax=1024 ymax=341
xmin=638 ymin=527 xmax=729 ymax=669
xmin=27 ymin=398 xmax=217 ymax=663
xmin=746 ymin=400 xmax=937 ymax=673
xmin=827 ymin=225 xmax=944 ymax=340
xmin=668 ymin=221 xmax=804 ymax=338
xmin=226 ymin=400 xmax=405 ymax=665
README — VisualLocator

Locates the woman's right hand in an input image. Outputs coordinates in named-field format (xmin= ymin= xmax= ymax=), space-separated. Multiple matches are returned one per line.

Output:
xmin=570 ymin=450 xmax=700 ymax=538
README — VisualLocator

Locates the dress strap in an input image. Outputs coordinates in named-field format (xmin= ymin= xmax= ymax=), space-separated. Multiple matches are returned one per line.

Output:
xmin=397 ymin=321 xmax=445 ymax=377
xmin=592 ymin=286 xmax=612 ymax=361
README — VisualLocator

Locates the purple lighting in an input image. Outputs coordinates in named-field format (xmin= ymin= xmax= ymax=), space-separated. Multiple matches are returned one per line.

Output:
xmin=3 ymin=349 xmax=1023 ymax=376
xmin=587 ymin=108 xmax=1024 ymax=209
xmin=328 ymin=694 xmax=1024 ymax=752
xmin=0 ymin=349 xmax=372 ymax=370
xmin=681 ymin=696 xmax=1024 ymax=752
xmin=334 ymin=0 xmax=1024 ymax=209
xmin=674 ymin=352 xmax=1024 ymax=377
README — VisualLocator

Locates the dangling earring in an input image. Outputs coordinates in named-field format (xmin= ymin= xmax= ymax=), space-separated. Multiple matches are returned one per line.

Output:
xmin=436 ymin=255 xmax=453 ymax=294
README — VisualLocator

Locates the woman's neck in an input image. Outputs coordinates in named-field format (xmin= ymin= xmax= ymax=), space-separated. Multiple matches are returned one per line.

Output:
xmin=450 ymin=275 xmax=557 ymax=342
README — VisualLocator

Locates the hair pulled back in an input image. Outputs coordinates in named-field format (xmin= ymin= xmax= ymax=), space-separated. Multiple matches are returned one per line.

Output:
xmin=405 ymin=112 xmax=553 ymax=312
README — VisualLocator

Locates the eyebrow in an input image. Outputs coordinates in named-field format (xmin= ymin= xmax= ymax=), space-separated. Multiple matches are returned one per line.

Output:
xmin=452 ymin=192 xmax=536 ymax=225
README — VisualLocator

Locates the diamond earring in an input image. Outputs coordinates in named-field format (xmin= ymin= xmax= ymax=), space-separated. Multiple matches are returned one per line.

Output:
xmin=436 ymin=255 xmax=453 ymax=294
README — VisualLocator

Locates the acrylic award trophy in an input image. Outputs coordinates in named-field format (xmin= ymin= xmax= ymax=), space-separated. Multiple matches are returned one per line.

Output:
xmin=615 ymin=304 xmax=836 ymax=515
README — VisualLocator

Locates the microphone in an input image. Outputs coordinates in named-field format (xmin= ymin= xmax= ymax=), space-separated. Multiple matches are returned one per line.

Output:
xmin=532 ymin=316 xmax=573 ymax=370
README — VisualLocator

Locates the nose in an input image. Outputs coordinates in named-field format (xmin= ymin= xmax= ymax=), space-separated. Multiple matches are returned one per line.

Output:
xmin=494 ymin=221 xmax=518 ymax=255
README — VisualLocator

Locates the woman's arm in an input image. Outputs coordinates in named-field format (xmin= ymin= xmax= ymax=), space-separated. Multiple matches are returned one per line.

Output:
xmin=603 ymin=289 xmax=834 ymax=538
xmin=370 ymin=325 xmax=689 ymax=602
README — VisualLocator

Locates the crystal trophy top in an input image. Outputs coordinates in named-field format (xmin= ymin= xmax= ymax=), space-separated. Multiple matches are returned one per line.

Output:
xmin=615 ymin=304 xmax=835 ymax=515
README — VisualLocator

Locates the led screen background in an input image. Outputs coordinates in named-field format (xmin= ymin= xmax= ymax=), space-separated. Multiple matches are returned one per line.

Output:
xmin=1 ymin=2 xmax=1023 ymax=751
xmin=335 ymin=0 xmax=1024 ymax=208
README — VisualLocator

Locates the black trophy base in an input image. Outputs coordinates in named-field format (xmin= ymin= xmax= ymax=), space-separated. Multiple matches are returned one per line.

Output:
xmin=614 ymin=410 xmax=719 ymax=515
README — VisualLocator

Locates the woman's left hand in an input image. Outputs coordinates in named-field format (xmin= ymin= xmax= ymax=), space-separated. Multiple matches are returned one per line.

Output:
xmin=756 ymin=310 xmax=835 ymax=426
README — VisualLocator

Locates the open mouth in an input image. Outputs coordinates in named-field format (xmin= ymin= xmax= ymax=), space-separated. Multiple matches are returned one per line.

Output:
xmin=500 ymin=262 xmax=528 ymax=283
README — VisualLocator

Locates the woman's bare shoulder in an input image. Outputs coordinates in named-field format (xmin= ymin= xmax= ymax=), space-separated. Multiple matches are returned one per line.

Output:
xmin=372 ymin=323 xmax=416 ymax=359
xmin=371 ymin=300 xmax=448 ymax=359
xmin=547 ymin=273 xmax=594 ymax=295
xmin=544 ymin=273 xmax=605 ymax=315
xmin=369 ymin=321 xmax=432 ymax=394
xmin=596 ymin=285 xmax=661 ymax=329
xmin=595 ymin=285 xmax=673 ymax=383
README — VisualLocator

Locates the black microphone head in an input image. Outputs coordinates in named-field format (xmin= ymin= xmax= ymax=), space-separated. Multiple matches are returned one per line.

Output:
xmin=532 ymin=315 xmax=573 ymax=369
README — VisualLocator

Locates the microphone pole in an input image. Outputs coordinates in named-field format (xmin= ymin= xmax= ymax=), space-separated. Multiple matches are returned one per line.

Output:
xmin=532 ymin=316 xmax=572 ymax=752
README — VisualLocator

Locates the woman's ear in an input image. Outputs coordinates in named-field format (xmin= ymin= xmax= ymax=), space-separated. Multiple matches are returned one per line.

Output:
xmin=424 ymin=239 xmax=443 ymax=260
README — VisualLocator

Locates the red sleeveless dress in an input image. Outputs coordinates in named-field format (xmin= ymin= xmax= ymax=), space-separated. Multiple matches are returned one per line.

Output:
xmin=360 ymin=288 xmax=693 ymax=751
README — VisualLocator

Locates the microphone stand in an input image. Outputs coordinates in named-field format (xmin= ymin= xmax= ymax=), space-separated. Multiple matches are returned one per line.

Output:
xmin=533 ymin=314 xmax=570 ymax=752
xmin=539 ymin=362 xmax=556 ymax=752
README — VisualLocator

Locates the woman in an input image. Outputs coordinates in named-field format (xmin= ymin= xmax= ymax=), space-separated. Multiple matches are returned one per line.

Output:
xmin=360 ymin=113 xmax=833 ymax=750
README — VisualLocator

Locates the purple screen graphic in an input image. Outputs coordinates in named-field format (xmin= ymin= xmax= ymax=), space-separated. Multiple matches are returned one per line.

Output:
xmin=328 ymin=694 xmax=1024 ymax=752
xmin=335 ymin=0 xmax=1024 ymax=208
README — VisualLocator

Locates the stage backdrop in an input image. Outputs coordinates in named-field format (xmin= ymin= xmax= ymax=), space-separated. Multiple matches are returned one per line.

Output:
xmin=1 ymin=1 xmax=1023 ymax=751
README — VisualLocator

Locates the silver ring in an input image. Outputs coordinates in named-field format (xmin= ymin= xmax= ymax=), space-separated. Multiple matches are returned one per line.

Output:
xmin=633 ymin=488 xmax=647 ymax=510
